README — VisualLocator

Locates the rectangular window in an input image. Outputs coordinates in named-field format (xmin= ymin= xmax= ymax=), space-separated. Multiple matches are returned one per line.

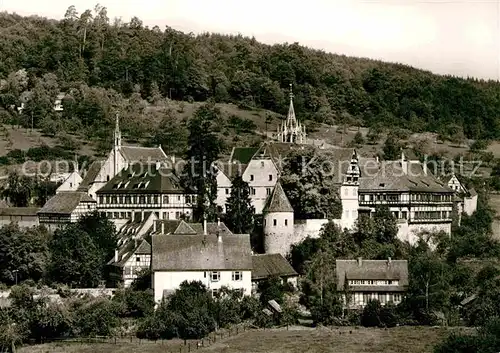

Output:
xmin=273 ymin=219 xmax=277 ymax=226
xmin=177 ymin=196 xmax=181 ymax=201
xmin=99 ymin=196 xmax=103 ymax=204
xmin=136 ymin=257 xmax=140 ymax=262
xmin=153 ymin=195 xmax=158 ymax=204
xmin=266 ymin=188 xmax=271 ymax=195
xmin=175 ymin=212 xmax=181 ymax=219
xmin=250 ymin=175 xmax=254 ymax=181
xmin=232 ymin=271 xmax=242 ymax=281
xmin=211 ymin=289 xmax=218 ymax=297
xmin=285 ymin=219 xmax=288 ymax=226
xmin=268 ymin=175 xmax=272 ymax=181
xmin=163 ymin=196 xmax=169 ymax=204
xmin=186 ymin=195 xmax=191 ymax=204
xmin=225 ymin=188 xmax=229 ymax=195
xmin=211 ymin=271 xmax=220 ymax=282
xmin=251 ymin=188 xmax=256 ymax=195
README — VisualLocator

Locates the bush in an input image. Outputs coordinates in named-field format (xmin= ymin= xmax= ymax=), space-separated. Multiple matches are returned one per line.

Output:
xmin=361 ymin=300 xmax=383 ymax=327
xmin=73 ymin=298 xmax=122 ymax=337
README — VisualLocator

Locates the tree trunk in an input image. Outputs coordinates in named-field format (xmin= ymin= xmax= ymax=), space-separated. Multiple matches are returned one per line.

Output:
xmin=425 ymin=278 xmax=430 ymax=311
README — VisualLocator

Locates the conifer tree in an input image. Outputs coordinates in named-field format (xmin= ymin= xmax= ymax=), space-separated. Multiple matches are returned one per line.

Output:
xmin=182 ymin=103 xmax=224 ymax=221
xmin=225 ymin=175 xmax=255 ymax=234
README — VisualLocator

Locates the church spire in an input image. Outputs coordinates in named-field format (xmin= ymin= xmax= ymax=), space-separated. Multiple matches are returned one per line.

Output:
xmin=287 ymin=83 xmax=296 ymax=124
xmin=114 ymin=112 xmax=121 ymax=149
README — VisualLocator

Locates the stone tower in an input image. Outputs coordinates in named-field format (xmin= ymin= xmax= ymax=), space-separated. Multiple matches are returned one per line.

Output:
xmin=339 ymin=150 xmax=360 ymax=230
xmin=276 ymin=84 xmax=307 ymax=144
xmin=263 ymin=181 xmax=295 ymax=256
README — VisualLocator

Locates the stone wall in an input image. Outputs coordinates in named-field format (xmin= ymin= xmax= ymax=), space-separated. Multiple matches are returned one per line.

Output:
xmin=397 ymin=221 xmax=451 ymax=245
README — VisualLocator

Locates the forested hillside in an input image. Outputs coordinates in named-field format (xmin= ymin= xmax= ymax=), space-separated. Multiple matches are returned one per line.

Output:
xmin=1 ymin=5 xmax=500 ymax=142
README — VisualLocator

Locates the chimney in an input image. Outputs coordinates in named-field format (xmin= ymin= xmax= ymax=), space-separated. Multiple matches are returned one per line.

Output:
xmin=217 ymin=232 xmax=222 ymax=243
xmin=171 ymin=155 xmax=176 ymax=165
xmin=357 ymin=257 xmax=362 ymax=266
xmin=423 ymin=161 xmax=427 ymax=176
xmin=203 ymin=218 xmax=208 ymax=235
xmin=114 ymin=250 xmax=118 ymax=263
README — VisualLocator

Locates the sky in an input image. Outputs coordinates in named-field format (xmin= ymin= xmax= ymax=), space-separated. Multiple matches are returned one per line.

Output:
xmin=1 ymin=0 xmax=499 ymax=80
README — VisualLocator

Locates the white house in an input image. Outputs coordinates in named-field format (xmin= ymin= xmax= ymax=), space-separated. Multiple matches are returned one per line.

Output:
xmin=336 ymin=258 xmax=409 ymax=309
xmin=55 ymin=171 xmax=83 ymax=194
xmin=37 ymin=191 xmax=96 ymax=231
xmin=152 ymin=232 xmax=253 ymax=302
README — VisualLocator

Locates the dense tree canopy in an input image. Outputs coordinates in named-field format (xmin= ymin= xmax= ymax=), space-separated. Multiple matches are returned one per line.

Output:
xmin=1 ymin=7 xmax=500 ymax=140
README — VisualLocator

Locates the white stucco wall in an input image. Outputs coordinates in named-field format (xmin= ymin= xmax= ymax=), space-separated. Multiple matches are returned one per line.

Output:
xmin=243 ymin=159 xmax=278 ymax=214
xmin=153 ymin=270 xmax=252 ymax=302
xmin=340 ymin=184 xmax=358 ymax=230
xmin=56 ymin=172 xmax=83 ymax=194
xmin=397 ymin=221 xmax=452 ymax=245
xmin=464 ymin=195 xmax=477 ymax=216
xmin=216 ymin=170 xmax=232 ymax=213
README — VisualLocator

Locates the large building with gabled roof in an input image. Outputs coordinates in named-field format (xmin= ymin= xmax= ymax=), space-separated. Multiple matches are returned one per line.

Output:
xmin=84 ymin=114 xmax=171 ymax=200
xmin=96 ymin=162 xmax=197 ymax=228
xmin=37 ymin=191 xmax=96 ymax=231
xmin=152 ymin=232 xmax=253 ymax=302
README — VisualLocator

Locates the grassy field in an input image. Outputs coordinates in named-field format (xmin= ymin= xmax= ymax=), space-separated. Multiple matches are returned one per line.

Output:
xmin=17 ymin=326 xmax=472 ymax=353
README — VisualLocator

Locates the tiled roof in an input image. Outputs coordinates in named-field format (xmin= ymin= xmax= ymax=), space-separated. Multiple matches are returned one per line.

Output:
xmin=135 ymin=239 xmax=152 ymax=255
xmin=78 ymin=160 xmax=104 ymax=191
xmin=263 ymin=182 xmax=293 ymax=213
xmin=336 ymin=259 xmax=409 ymax=291
xmin=97 ymin=163 xmax=187 ymax=194
xmin=152 ymin=234 xmax=252 ymax=271
xmin=38 ymin=191 xmax=95 ymax=215
xmin=0 ymin=207 xmax=40 ymax=216
xmin=359 ymin=161 xmax=453 ymax=193
xmin=153 ymin=220 xmax=188 ymax=234
xmin=251 ymin=254 xmax=298 ymax=280
xmin=187 ymin=222 xmax=233 ymax=236
xmin=215 ymin=161 xmax=248 ymax=180
xmin=119 ymin=146 xmax=169 ymax=163
xmin=229 ymin=147 xmax=260 ymax=164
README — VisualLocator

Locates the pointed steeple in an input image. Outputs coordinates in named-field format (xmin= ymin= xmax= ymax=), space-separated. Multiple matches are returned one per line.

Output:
xmin=263 ymin=181 xmax=293 ymax=213
xmin=287 ymin=83 xmax=296 ymax=124
xmin=114 ymin=112 xmax=121 ymax=149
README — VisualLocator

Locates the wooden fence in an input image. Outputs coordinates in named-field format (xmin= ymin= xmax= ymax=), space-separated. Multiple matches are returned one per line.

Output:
xmin=18 ymin=324 xmax=253 ymax=353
